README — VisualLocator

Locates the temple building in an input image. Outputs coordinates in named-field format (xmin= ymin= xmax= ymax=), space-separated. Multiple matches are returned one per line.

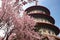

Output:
xmin=25 ymin=1 xmax=60 ymax=40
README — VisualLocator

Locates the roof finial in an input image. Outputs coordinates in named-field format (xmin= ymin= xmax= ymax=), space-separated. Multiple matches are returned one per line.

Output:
xmin=35 ymin=0 xmax=38 ymax=6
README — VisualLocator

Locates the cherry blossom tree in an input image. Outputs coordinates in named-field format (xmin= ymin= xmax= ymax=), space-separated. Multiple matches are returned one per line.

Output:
xmin=0 ymin=0 xmax=59 ymax=40
xmin=0 ymin=0 xmax=41 ymax=40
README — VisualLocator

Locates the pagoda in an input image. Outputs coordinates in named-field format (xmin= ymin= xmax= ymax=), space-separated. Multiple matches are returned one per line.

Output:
xmin=25 ymin=0 xmax=60 ymax=40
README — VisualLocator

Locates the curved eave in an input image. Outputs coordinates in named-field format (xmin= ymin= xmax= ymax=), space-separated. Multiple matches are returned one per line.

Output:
xmin=28 ymin=13 xmax=55 ymax=24
xmin=35 ymin=22 xmax=60 ymax=35
xmin=25 ymin=6 xmax=50 ymax=15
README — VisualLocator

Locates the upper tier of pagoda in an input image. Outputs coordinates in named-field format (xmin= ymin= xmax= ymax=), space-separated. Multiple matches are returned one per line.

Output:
xmin=25 ymin=6 xmax=50 ymax=15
